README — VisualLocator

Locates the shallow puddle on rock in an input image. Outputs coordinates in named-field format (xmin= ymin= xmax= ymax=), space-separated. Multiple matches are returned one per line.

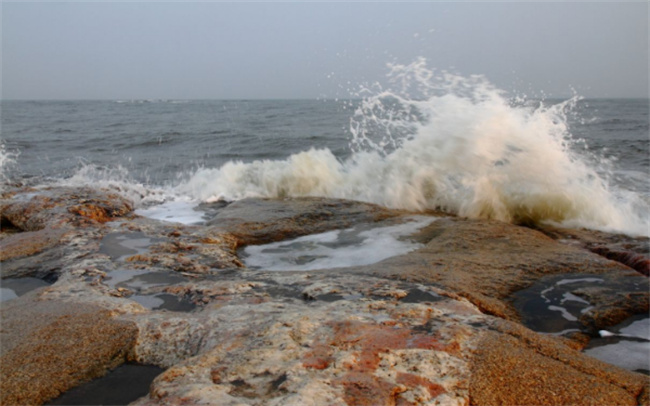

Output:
xmin=131 ymin=293 xmax=197 ymax=312
xmin=512 ymin=275 xmax=606 ymax=335
xmin=46 ymin=363 xmax=164 ymax=406
xmin=400 ymin=288 xmax=443 ymax=304
xmin=584 ymin=315 xmax=650 ymax=374
xmin=99 ymin=232 xmax=157 ymax=261
xmin=104 ymin=269 xmax=187 ymax=290
xmin=242 ymin=216 xmax=435 ymax=271
xmin=0 ymin=277 xmax=52 ymax=303
xmin=103 ymin=270 xmax=195 ymax=311
xmin=513 ymin=273 xmax=649 ymax=373
xmin=135 ymin=200 xmax=208 ymax=225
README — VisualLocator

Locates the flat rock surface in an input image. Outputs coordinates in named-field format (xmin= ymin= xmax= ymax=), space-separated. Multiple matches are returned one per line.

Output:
xmin=1 ymin=186 xmax=648 ymax=406
xmin=362 ymin=217 xmax=647 ymax=322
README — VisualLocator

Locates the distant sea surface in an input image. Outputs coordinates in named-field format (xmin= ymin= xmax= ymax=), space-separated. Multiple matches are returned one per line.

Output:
xmin=1 ymin=96 xmax=649 ymax=236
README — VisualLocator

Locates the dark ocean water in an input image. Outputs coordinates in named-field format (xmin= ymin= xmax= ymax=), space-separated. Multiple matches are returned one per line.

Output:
xmin=1 ymin=99 xmax=353 ymax=185
xmin=1 ymin=96 xmax=649 ymax=236
xmin=2 ymin=98 xmax=648 ymax=184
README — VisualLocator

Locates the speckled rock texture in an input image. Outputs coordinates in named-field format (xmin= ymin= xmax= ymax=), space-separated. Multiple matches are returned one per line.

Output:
xmin=0 ymin=291 xmax=138 ymax=405
xmin=1 ymin=186 xmax=648 ymax=406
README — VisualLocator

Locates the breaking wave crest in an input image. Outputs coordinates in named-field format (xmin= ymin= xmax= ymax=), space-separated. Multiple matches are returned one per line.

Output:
xmin=55 ymin=164 xmax=168 ymax=208
xmin=178 ymin=59 xmax=649 ymax=235
xmin=0 ymin=143 xmax=20 ymax=191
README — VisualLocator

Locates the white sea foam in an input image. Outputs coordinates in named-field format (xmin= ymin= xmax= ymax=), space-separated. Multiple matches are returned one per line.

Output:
xmin=556 ymin=277 xmax=604 ymax=286
xmin=0 ymin=142 xmax=19 ymax=190
xmin=547 ymin=305 xmax=578 ymax=322
xmin=177 ymin=59 xmax=650 ymax=236
xmin=134 ymin=198 xmax=204 ymax=225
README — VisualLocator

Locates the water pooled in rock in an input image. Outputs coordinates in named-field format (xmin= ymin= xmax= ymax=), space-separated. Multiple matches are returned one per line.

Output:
xmin=513 ymin=273 xmax=649 ymax=372
xmin=0 ymin=277 xmax=53 ymax=303
xmin=242 ymin=216 xmax=435 ymax=271
xmin=99 ymin=232 xmax=157 ymax=261
xmin=585 ymin=315 xmax=650 ymax=374
xmin=513 ymin=275 xmax=605 ymax=335
xmin=103 ymin=270 xmax=195 ymax=311
xmin=46 ymin=364 xmax=164 ymax=405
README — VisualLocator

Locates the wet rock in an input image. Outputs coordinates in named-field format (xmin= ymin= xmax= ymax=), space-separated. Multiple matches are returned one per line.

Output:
xmin=0 ymin=291 xmax=138 ymax=406
xmin=0 ymin=186 xmax=133 ymax=231
xmin=47 ymin=363 xmax=165 ymax=406
xmin=537 ymin=226 xmax=650 ymax=276
xmin=511 ymin=273 xmax=649 ymax=336
xmin=576 ymin=286 xmax=650 ymax=332
xmin=2 ymin=187 xmax=649 ymax=406
xmin=470 ymin=318 xmax=649 ymax=406
xmin=0 ymin=228 xmax=68 ymax=261
xmin=364 ymin=217 xmax=648 ymax=325
xmin=129 ymin=280 xmax=483 ymax=406
xmin=105 ymin=217 xmax=244 ymax=272
xmin=1 ymin=277 xmax=53 ymax=302
xmin=205 ymin=197 xmax=400 ymax=246
xmin=1 ymin=186 xmax=135 ymax=279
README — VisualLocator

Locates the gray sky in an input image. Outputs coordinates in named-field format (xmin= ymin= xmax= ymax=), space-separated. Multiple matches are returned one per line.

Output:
xmin=2 ymin=1 xmax=648 ymax=100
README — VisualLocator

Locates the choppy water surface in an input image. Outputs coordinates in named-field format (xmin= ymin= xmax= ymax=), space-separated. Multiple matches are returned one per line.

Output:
xmin=2 ymin=61 xmax=648 ymax=235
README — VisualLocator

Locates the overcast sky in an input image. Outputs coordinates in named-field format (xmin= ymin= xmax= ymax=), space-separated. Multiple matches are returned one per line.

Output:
xmin=2 ymin=1 xmax=648 ymax=100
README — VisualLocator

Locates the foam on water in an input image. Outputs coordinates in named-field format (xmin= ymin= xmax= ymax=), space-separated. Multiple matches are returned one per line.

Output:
xmin=0 ymin=142 xmax=19 ymax=190
xmin=4 ymin=60 xmax=647 ymax=236
xmin=177 ymin=59 xmax=649 ymax=236
xmin=243 ymin=216 xmax=434 ymax=271
xmin=134 ymin=198 xmax=205 ymax=225
xmin=56 ymin=164 xmax=169 ymax=208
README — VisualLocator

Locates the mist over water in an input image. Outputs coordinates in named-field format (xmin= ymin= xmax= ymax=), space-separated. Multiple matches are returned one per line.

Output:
xmin=1 ymin=59 xmax=648 ymax=236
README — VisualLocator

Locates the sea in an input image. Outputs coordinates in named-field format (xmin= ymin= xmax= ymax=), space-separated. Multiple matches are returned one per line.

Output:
xmin=1 ymin=63 xmax=649 ymax=236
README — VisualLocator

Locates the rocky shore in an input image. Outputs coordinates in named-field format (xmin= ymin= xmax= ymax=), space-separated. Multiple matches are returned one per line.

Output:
xmin=1 ymin=185 xmax=648 ymax=405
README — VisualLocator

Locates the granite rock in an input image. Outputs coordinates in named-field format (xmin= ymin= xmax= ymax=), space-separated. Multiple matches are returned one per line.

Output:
xmin=1 ymin=186 xmax=648 ymax=406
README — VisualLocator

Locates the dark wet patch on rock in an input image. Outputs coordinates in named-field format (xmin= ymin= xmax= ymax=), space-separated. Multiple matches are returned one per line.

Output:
xmin=99 ymin=232 xmax=159 ymax=261
xmin=0 ymin=276 xmax=52 ymax=302
xmin=131 ymin=293 xmax=197 ymax=312
xmin=46 ymin=364 xmax=164 ymax=406
xmin=512 ymin=273 xmax=649 ymax=335
xmin=105 ymin=269 xmax=187 ymax=291
xmin=196 ymin=200 xmax=232 ymax=222
xmin=312 ymin=292 xmax=346 ymax=302
xmin=536 ymin=225 xmax=650 ymax=276
xmin=400 ymin=288 xmax=444 ymax=304
xmin=206 ymin=197 xmax=400 ymax=247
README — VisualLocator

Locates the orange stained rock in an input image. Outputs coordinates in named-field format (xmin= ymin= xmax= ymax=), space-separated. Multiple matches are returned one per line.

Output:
xmin=395 ymin=372 xmax=446 ymax=398
xmin=330 ymin=320 xmax=452 ymax=373
xmin=335 ymin=372 xmax=403 ymax=406
xmin=303 ymin=343 xmax=334 ymax=370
